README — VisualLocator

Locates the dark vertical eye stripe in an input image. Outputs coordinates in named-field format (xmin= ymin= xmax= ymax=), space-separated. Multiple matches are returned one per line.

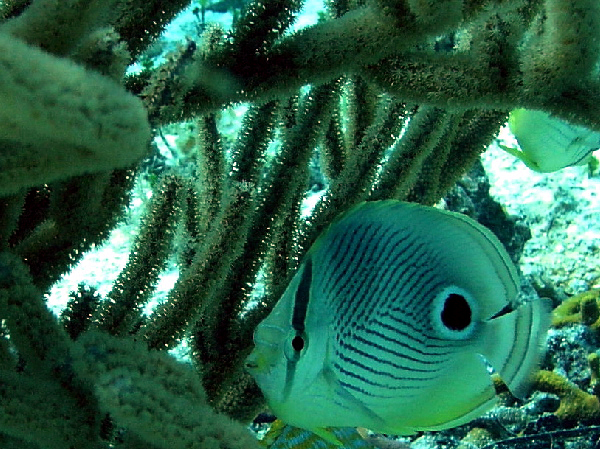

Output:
xmin=292 ymin=258 xmax=312 ymax=333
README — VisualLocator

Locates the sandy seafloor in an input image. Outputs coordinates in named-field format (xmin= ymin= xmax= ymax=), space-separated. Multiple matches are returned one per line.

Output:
xmin=483 ymin=126 xmax=600 ymax=296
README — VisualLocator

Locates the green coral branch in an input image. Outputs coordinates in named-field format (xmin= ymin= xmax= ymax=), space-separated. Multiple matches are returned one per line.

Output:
xmin=0 ymin=31 xmax=150 ymax=196
xmin=1 ymin=0 xmax=119 ymax=56
xmin=136 ymin=0 xmax=600 ymax=131
xmin=94 ymin=175 xmax=187 ymax=336
xmin=73 ymin=331 xmax=260 ymax=449
xmin=0 ymin=369 xmax=99 ymax=449
xmin=0 ymin=252 xmax=261 ymax=449
xmin=12 ymin=172 xmax=135 ymax=291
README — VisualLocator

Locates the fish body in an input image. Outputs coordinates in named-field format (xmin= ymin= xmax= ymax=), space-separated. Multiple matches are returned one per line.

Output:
xmin=246 ymin=201 xmax=550 ymax=439
xmin=506 ymin=108 xmax=600 ymax=172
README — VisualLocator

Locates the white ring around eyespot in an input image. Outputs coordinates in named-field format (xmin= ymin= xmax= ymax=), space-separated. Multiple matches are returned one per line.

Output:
xmin=431 ymin=286 xmax=478 ymax=340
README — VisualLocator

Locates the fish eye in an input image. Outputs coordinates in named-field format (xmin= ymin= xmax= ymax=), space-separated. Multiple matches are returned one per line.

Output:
xmin=432 ymin=286 xmax=477 ymax=339
xmin=291 ymin=335 xmax=304 ymax=351
xmin=284 ymin=332 xmax=308 ymax=361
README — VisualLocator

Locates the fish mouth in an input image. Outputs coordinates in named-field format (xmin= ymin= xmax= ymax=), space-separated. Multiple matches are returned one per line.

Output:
xmin=245 ymin=360 xmax=259 ymax=370
xmin=244 ymin=352 xmax=260 ymax=372
xmin=244 ymin=350 xmax=276 ymax=376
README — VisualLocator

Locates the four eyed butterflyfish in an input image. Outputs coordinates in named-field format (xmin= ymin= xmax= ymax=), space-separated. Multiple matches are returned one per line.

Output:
xmin=246 ymin=200 xmax=550 ymax=444
xmin=503 ymin=108 xmax=600 ymax=172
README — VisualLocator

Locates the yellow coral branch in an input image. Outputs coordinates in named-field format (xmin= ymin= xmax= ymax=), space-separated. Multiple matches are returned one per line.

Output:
xmin=533 ymin=370 xmax=600 ymax=421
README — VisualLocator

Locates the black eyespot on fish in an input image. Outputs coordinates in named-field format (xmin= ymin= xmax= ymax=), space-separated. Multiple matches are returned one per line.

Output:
xmin=441 ymin=293 xmax=472 ymax=331
xmin=292 ymin=335 xmax=305 ymax=352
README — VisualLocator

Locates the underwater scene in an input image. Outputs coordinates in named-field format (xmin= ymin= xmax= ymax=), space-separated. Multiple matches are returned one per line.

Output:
xmin=2 ymin=0 xmax=600 ymax=448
